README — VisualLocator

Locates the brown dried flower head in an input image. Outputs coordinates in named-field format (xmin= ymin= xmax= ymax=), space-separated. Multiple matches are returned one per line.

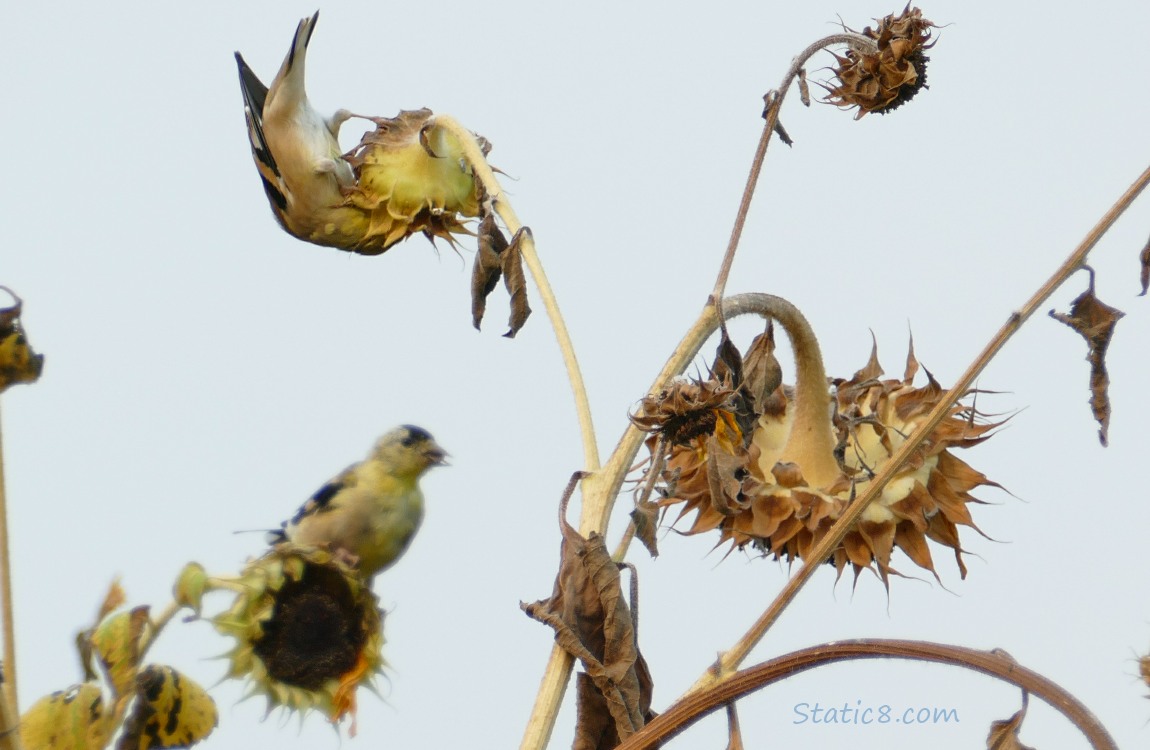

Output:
xmin=644 ymin=333 xmax=1000 ymax=586
xmin=213 ymin=545 xmax=384 ymax=732
xmin=632 ymin=379 xmax=741 ymax=448
xmin=824 ymin=6 xmax=937 ymax=118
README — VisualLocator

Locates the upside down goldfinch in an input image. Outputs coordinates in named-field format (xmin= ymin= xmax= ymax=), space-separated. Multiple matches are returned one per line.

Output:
xmin=268 ymin=426 xmax=448 ymax=579
xmin=235 ymin=11 xmax=367 ymax=248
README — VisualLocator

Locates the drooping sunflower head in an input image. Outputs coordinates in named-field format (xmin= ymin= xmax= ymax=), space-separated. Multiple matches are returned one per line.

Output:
xmin=642 ymin=323 xmax=1001 ymax=587
xmin=823 ymin=6 xmax=937 ymax=118
xmin=343 ymin=108 xmax=485 ymax=253
xmin=213 ymin=544 xmax=384 ymax=727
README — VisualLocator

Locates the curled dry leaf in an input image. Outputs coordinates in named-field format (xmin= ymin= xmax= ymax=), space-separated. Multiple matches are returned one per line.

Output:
xmin=1139 ymin=233 xmax=1150 ymax=296
xmin=521 ymin=474 xmax=655 ymax=749
xmin=0 ymin=287 xmax=45 ymax=392
xmin=986 ymin=692 xmax=1035 ymax=750
xmin=471 ymin=215 xmax=533 ymax=337
xmin=630 ymin=499 xmax=661 ymax=558
xmin=1049 ymin=279 xmax=1125 ymax=446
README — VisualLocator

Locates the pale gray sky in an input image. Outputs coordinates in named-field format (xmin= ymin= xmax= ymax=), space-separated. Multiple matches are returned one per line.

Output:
xmin=4 ymin=1 xmax=1150 ymax=748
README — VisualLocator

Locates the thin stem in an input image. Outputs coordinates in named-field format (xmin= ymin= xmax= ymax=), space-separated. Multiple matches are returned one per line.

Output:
xmin=520 ymin=294 xmax=821 ymax=750
xmin=616 ymin=640 xmax=1116 ymax=750
xmin=0 ymin=679 xmax=18 ymax=750
xmin=0 ymin=404 xmax=17 ymax=720
xmin=138 ymin=600 xmax=182 ymax=663
xmin=433 ymin=115 xmax=600 ymax=474
xmin=689 ymin=160 xmax=1150 ymax=692
xmin=709 ymin=32 xmax=876 ymax=304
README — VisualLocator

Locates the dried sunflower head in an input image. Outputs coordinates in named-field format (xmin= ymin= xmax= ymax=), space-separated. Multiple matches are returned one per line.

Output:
xmin=343 ymin=109 xmax=486 ymax=254
xmin=823 ymin=5 xmax=937 ymax=118
xmin=213 ymin=544 xmax=384 ymax=730
xmin=645 ymin=330 xmax=1000 ymax=587
xmin=632 ymin=378 xmax=740 ymax=448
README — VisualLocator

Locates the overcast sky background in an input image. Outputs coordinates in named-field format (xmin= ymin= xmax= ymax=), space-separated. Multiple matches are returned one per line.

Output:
xmin=4 ymin=1 xmax=1150 ymax=748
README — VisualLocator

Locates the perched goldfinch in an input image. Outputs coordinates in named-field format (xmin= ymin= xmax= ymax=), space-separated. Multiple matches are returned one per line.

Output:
xmin=235 ymin=11 xmax=366 ymax=248
xmin=268 ymin=425 xmax=447 ymax=578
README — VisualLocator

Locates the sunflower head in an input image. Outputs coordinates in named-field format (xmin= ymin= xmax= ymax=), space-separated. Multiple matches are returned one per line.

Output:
xmin=343 ymin=108 xmax=485 ymax=253
xmin=632 ymin=379 xmax=741 ymax=448
xmin=213 ymin=544 xmax=384 ymax=727
xmin=824 ymin=6 xmax=937 ymax=118
xmin=644 ymin=329 xmax=1001 ymax=586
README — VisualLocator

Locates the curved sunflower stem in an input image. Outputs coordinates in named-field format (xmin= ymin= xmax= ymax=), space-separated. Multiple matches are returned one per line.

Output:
xmin=519 ymin=293 xmax=825 ymax=750
xmin=615 ymin=640 xmax=1116 ymax=750
xmin=687 ymin=160 xmax=1150 ymax=695
xmin=432 ymin=115 xmax=600 ymax=475
xmin=709 ymin=32 xmax=876 ymax=306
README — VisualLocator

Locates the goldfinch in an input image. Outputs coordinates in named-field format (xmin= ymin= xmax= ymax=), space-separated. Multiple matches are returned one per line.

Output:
xmin=235 ymin=11 xmax=366 ymax=248
xmin=235 ymin=12 xmax=488 ymax=254
xmin=268 ymin=425 xmax=447 ymax=578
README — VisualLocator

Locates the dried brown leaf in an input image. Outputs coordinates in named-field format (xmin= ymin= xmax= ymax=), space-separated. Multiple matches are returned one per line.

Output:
xmin=522 ymin=475 xmax=654 ymax=747
xmin=742 ymin=323 xmax=782 ymax=409
xmin=709 ymin=333 xmax=757 ymax=441
xmin=470 ymin=218 xmax=532 ymax=336
xmin=501 ymin=227 xmax=533 ymax=338
xmin=1139 ymin=233 xmax=1150 ymax=296
xmin=1049 ymin=280 xmax=1125 ymax=445
xmin=471 ymin=214 xmax=506 ymax=330
xmin=986 ymin=693 xmax=1035 ymax=750
xmin=797 ymin=68 xmax=811 ymax=107
xmin=630 ymin=500 xmax=660 ymax=558
xmin=705 ymin=435 xmax=746 ymax=516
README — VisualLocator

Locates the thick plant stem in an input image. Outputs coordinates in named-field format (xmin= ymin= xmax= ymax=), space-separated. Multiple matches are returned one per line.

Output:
xmin=521 ymin=293 xmax=822 ymax=750
xmin=688 ymin=161 xmax=1150 ymax=693
xmin=0 ymin=405 xmax=17 ymax=723
xmin=433 ymin=115 xmax=600 ymax=474
xmin=616 ymin=640 xmax=1116 ymax=750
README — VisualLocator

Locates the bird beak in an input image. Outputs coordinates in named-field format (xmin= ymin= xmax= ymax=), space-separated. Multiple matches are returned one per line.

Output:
xmin=427 ymin=445 xmax=450 ymax=467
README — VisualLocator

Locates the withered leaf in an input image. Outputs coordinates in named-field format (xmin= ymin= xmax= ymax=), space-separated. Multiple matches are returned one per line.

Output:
xmin=470 ymin=217 xmax=532 ymax=337
xmin=709 ymin=333 xmax=757 ymax=443
xmin=1049 ymin=281 xmax=1125 ymax=445
xmin=710 ymin=331 xmax=744 ymax=387
xmin=797 ymin=67 xmax=811 ymax=107
xmin=985 ymin=693 xmax=1035 ymax=750
xmin=1139 ymin=233 xmax=1150 ymax=296
xmin=0 ymin=288 xmax=44 ymax=393
xmin=501 ymin=226 xmax=533 ymax=338
xmin=522 ymin=474 xmax=655 ymax=748
xmin=630 ymin=500 xmax=660 ymax=558
xmin=773 ymin=120 xmax=794 ymax=147
xmin=742 ymin=322 xmax=782 ymax=409
xmin=705 ymin=435 xmax=747 ymax=516
xmin=471 ymin=214 xmax=506 ymax=330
